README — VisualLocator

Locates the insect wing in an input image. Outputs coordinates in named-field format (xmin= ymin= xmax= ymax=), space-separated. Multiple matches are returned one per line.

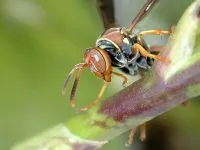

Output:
xmin=96 ymin=0 xmax=116 ymax=29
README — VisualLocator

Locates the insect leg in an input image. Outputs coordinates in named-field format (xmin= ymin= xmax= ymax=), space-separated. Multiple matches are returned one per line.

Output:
xmin=78 ymin=81 xmax=109 ymax=112
xmin=181 ymin=100 xmax=190 ymax=107
xmin=112 ymin=71 xmax=128 ymax=86
xmin=139 ymin=123 xmax=147 ymax=141
xmin=150 ymin=45 xmax=164 ymax=53
xmin=133 ymin=43 xmax=169 ymax=63
xmin=127 ymin=123 xmax=147 ymax=146
xmin=127 ymin=128 xmax=138 ymax=145
xmin=138 ymin=29 xmax=172 ymax=43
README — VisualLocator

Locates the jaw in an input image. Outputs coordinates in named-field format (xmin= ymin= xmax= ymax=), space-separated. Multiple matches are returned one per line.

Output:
xmin=104 ymin=74 xmax=111 ymax=82
xmin=93 ymin=71 xmax=111 ymax=83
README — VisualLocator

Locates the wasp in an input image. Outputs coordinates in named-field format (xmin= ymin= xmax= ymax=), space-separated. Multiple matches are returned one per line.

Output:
xmin=62 ymin=0 xmax=172 ymax=111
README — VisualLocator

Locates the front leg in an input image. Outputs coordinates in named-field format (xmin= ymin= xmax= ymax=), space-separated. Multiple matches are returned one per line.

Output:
xmin=112 ymin=71 xmax=128 ymax=86
xmin=78 ymin=81 xmax=109 ymax=112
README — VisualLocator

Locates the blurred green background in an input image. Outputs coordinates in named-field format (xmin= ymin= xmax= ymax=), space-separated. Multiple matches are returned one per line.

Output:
xmin=0 ymin=0 xmax=199 ymax=150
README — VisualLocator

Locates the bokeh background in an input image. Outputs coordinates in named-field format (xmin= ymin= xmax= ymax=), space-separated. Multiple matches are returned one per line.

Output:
xmin=0 ymin=0 xmax=199 ymax=150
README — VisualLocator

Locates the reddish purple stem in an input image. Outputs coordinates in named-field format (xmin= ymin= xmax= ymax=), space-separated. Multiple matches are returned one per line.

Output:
xmin=99 ymin=62 xmax=200 ymax=122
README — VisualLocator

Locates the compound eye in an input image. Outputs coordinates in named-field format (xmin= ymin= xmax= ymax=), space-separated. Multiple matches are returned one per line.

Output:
xmin=85 ymin=48 xmax=106 ymax=73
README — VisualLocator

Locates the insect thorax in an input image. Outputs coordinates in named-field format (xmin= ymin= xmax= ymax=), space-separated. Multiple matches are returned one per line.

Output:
xmin=96 ymin=28 xmax=153 ymax=75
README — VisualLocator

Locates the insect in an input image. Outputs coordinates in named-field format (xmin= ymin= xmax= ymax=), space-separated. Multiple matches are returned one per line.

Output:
xmin=62 ymin=0 xmax=171 ymax=111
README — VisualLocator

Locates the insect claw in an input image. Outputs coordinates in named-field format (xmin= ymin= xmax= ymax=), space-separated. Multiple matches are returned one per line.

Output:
xmin=78 ymin=107 xmax=88 ymax=112
xmin=161 ymin=57 xmax=170 ymax=63
xmin=62 ymin=90 xmax=66 ymax=96
xmin=122 ymin=82 xmax=127 ymax=87
xmin=139 ymin=131 xmax=146 ymax=141
xmin=122 ymin=80 xmax=128 ymax=85
xmin=181 ymin=100 xmax=190 ymax=107
xmin=70 ymin=96 xmax=76 ymax=108
xmin=112 ymin=71 xmax=128 ymax=87
xmin=155 ymin=55 xmax=170 ymax=64
xmin=70 ymin=102 xmax=75 ymax=108
xmin=125 ymin=142 xmax=132 ymax=148
xmin=139 ymin=123 xmax=147 ymax=141
xmin=169 ymin=26 xmax=175 ymax=35
xmin=127 ymin=128 xmax=137 ymax=145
